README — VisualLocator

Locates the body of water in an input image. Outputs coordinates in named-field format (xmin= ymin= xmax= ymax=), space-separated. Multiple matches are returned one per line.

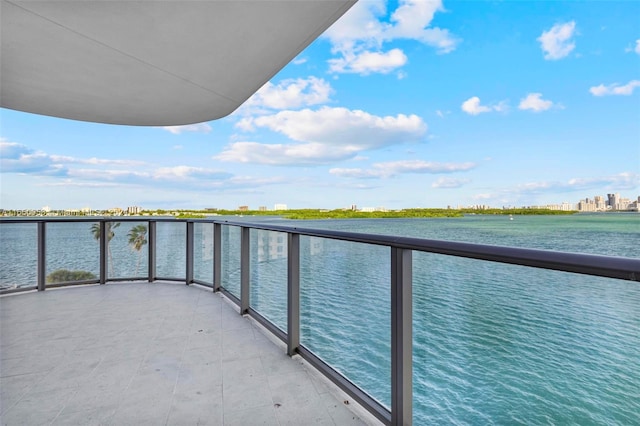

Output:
xmin=1 ymin=213 xmax=638 ymax=424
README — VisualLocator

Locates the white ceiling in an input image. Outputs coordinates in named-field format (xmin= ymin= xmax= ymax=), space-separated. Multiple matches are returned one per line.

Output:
xmin=0 ymin=0 xmax=355 ymax=126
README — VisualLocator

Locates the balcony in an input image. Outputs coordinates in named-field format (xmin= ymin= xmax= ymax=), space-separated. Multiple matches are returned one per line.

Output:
xmin=1 ymin=217 xmax=639 ymax=425
xmin=1 ymin=281 xmax=375 ymax=425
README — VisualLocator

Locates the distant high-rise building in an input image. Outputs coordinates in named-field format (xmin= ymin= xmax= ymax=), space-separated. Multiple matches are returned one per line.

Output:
xmin=594 ymin=196 xmax=606 ymax=211
xmin=274 ymin=204 xmax=288 ymax=210
xmin=238 ymin=205 xmax=249 ymax=211
xmin=578 ymin=199 xmax=597 ymax=212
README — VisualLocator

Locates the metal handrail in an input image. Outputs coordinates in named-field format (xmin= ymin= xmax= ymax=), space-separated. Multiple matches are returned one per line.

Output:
xmin=212 ymin=219 xmax=640 ymax=282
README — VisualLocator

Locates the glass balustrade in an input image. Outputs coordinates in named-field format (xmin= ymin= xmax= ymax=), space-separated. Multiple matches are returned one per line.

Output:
xmin=1 ymin=217 xmax=638 ymax=426
xmin=46 ymin=221 xmax=100 ymax=285
xmin=249 ymin=229 xmax=288 ymax=331
xmin=220 ymin=225 xmax=241 ymax=299
xmin=299 ymin=236 xmax=392 ymax=408
xmin=412 ymin=252 xmax=640 ymax=425
xmin=156 ymin=221 xmax=186 ymax=280
xmin=106 ymin=221 xmax=149 ymax=280
xmin=193 ymin=222 xmax=214 ymax=286
xmin=0 ymin=222 xmax=37 ymax=290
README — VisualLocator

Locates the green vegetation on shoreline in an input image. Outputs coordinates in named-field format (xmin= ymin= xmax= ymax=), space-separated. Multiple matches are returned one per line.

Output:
xmin=173 ymin=208 xmax=577 ymax=220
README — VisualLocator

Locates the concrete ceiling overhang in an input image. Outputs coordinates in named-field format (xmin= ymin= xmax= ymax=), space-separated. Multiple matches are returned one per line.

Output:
xmin=0 ymin=0 xmax=355 ymax=126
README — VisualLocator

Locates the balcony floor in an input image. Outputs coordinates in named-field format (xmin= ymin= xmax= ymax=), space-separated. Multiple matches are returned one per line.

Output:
xmin=0 ymin=282 xmax=379 ymax=425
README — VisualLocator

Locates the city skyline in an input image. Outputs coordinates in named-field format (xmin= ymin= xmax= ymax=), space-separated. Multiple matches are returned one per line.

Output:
xmin=3 ymin=191 xmax=638 ymax=216
xmin=2 ymin=1 xmax=639 ymax=210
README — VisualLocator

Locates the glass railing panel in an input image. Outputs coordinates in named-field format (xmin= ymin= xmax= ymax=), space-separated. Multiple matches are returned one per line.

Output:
xmin=156 ymin=221 xmax=186 ymax=279
xmin=220 ymin=225 xmax=241 ymax=298
xmin=46 ymin=221 xmax=100 ymax=285
xmin=0 ymin=222 xmax=37 ymax=290
xmin=107 ymin=221 xmax=148 ymax=279
xmin=412 ymin=252 xmax=640 ymax=425
xmin=249 ymin=230 xmax=288 ymax=331
xmin=299 ymin=236 xmax=391 ymax=408
xmin=193 ymin=222 xmax=214 ymax=285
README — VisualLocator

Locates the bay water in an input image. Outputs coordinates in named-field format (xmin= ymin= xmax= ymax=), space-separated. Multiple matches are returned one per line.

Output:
xmin=0 ymin=213 xmax=638 ymax=424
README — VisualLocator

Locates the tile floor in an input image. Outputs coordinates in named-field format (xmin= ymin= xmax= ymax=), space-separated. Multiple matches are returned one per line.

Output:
xmin=0 ymin=282 xmax=381 ymax=425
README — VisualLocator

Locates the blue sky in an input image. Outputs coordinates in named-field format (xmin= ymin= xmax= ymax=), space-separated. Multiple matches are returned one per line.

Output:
xmin=1 ymin=0 xmax=639 ymax=210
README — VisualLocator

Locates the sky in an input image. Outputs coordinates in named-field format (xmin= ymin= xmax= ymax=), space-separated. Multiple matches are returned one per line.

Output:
xmin=1 ymin=0 xmax=639 ymax=211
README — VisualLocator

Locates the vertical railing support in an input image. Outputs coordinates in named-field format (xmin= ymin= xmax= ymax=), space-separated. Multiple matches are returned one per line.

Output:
xmin=213 ymin=223 xmax=221 ymax=292
xmin=240 ymin=226 xmax=250 ymax=314
xmin=99 ymin=221 xmax=108 ymax=284
xmin=37 ymin=221 xmax=46 ymax=291
xmin=287 ymin=233 xmax=300 ymax=356
xmin=391 ymin=247 xmax=412 ymax=426
xmin=186 ymin=221 xmax=194 ymax=285
xmin=148 ymin=221 xmax=156 ymax=282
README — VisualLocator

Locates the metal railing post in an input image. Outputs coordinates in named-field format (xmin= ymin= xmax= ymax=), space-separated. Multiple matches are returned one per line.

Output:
xmin=37 ymin=221 xmax=46 ymax=291
xmin=240 ymin=226 xmax=250 ymax=314
xmin=391 ymin=247 xmax=412 ymax=426
xmin=287 ymin=233 xmax=300 ymax=356
xmin=213 ymin=223 xmax=221 ymax=292
xmin=99 ymin=221 xmax=107 ymax=284
xmin=186 ymin=221 xmax=194 ymax=285
xmin=148 ymin=221 xmax=156 ymax=282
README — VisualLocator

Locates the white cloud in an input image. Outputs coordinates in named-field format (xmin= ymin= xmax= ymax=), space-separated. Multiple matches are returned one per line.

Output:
xmin=461 ymin=97 xmax=506 ymax=115
xmin=0 ymin=141 xmax=146 ymax=176
xmin=69 ymin=168 xmax=150 ymax=182
xmin=329 ymin=160 xmax=476 ymax=179
xmin=162 ymin=122 xmax=212 ymax=135
xmin=0 ymin=141 xmax=56 ymax=174
xmin=0 ymin=140 xmax=242 ymax=190
xmin=485 ymin=173 xmax=640 ymax=203
xmin=518 ymin=173 xmax=639 ymax=193
xmin=218 ymin=107 xmax=427 ymax=165
xmin=537 ymin=21 xmax=576 ymax=60
xmin=40 ymin=180 xmax=123 ymax=188
xmin=518 ymin=93 xmax=555 ymax=112
xmin=153 ymin=166 xmax=231 ymax=181
xmin=243 ymin=77 xmax=333 ymax=110
xmin=432 ymin=177 xmax=470 ymax=188
xmin=254 ymin=107 xmax=426 ymax=146
xmin=323 ymin=0 xmax=459 ymax=75
xmin=329 ymin=49 xmax=407 ymax=74
xmin=48 ymin=154 xmax=144 ymax=167
xmin=471 ymin=172 xmax=639 ymax=207
xmin=589 ymin=80 xmax=640 ymax=96
xmin=461 ymin=97 xmax=491 ymax=115
xmin=235 ymin=117 xmax=255 ymax=132
xmin=215 ymin=142 xmax=354 ymax=165
xmin=628 ymin=40 xmax=640 ymax=54
xmin=226 ymin=175 xmax=286 ymax=187
xmin=386 ymin=1 xmax=458 ymax=52
xmin=493 ymin=101 xmax=509 ymax=113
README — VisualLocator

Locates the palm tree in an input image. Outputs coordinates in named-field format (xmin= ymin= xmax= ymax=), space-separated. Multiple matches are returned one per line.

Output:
xmin=127 ymin=224 xmax=148 ymax=276
xmin=91 ymin=222 xmax=120 ymax=277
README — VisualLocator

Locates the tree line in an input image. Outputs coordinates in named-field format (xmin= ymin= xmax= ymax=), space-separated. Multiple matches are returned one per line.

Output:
xmin=172 ymin=208 xmax=576 ymax=220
